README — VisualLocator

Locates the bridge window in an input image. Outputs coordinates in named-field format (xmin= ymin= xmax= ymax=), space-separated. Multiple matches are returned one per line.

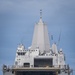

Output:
xmin=23 ymin=63 xmax=30 ymax=67
xmin=17 ymin=52 xmax=25 ymax=55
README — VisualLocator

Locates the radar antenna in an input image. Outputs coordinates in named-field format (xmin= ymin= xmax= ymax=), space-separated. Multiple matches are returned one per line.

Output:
xmin=40 ymin=9 xmax=42 ymax=19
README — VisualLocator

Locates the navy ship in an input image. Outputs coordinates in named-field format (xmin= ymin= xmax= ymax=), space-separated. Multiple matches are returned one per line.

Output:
xmin=3 ymin=10 xmax=72 ymax=75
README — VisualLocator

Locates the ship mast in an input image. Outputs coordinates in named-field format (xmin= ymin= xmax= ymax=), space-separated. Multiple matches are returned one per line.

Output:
xmin=31 ymin=10 xmax=50 ymax=54
xmin=40 ymin=9 xmax=42 ymax=19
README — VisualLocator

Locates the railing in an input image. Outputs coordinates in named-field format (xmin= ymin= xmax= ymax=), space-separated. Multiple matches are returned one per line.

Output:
xmin=2 ymin=64 xmax=70 ymax=70
xmin=2 ymin=64 xmax=73 ymax=75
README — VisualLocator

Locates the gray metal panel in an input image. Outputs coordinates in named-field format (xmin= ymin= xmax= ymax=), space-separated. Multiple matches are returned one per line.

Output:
xmin=3 ymin=71 xmax=14 ymax=75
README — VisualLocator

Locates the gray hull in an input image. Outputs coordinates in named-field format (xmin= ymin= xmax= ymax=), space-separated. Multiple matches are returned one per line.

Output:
xmin=3 ymin=71 xmax=14 ymax=75
xmin=3 ymin=71 xmax=69 ymax=75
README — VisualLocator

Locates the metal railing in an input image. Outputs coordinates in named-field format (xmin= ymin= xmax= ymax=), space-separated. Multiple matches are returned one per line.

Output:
xmin=2 ymin=64 xmax=70 ymax=70
xmin=2 ymin=64 xmax=74 ymax=75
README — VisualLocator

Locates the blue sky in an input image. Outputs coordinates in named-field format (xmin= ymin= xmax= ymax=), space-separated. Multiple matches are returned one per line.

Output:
xmin=0 ymin=0 xmax=75 ymax=75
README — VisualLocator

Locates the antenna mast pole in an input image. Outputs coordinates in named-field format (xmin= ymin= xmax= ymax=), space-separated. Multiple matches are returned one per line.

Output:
xmin=57 ymin=30 xmax=61 ymax=48
xmin=40 ymin=9 xmax=42 ymax=19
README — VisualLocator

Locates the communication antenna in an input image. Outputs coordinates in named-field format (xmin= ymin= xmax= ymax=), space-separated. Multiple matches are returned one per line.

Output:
xmin=48 ymin=33 xmax=53 ymax=46
xmin=48 ymin=33 xmax=51 ymax=45
xmin=40 ymin=9 xmax=42 ymax=19
xmin=57 ymin=30 xmax=61 ymax=48
xmin=20 ymin=34 xmax=25 ymax=45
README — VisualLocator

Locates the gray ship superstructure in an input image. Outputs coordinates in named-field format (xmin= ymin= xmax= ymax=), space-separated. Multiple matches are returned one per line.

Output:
xmin=3 ymin=11 xmax=72 ymax=75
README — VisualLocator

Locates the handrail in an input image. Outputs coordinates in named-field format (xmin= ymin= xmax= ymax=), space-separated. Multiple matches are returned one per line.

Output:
xmin=2 ymin=64 xmax=69 ymax=70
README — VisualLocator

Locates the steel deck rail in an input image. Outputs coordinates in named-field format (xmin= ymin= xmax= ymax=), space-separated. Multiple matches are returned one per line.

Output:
xmin=12 ymin=67 xmax=60 ymax=71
